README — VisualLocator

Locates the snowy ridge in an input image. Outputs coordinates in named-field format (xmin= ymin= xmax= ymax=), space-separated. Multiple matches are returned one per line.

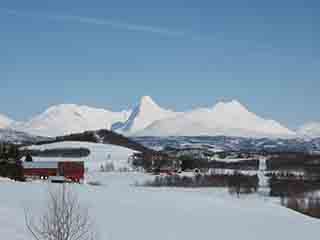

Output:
xmin=136 ymin=100 xmax=296 ymax=138
xmin=13 ymin=104 xmax=131 ymax=137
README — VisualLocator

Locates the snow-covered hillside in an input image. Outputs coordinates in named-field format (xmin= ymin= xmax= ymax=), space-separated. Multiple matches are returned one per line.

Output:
xmin=298 ymin=122 xmax=320 ymax=138
xmin=25 ymin=141 xmax=137 ymax=171
xmin=0 ymin=173 xmax=319 ymax=240
xmin=136 ymin=100 xmax=295 ymax=138
xmin=0 ymin=114 xmax=13 ymax=129
xmin=112 ymin=96 xmax=179 ymax=135
xmin=13 ymin=104 xmax=131 ymax=137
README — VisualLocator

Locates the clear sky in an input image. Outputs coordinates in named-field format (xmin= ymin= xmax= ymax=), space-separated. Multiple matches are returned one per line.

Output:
xmin=0 ymin=0 xmax=319 ymax=129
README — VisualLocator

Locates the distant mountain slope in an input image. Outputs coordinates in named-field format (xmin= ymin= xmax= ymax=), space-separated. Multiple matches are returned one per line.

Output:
xmin=136 ymin=100 xmax=296 ymax=138
xmin=13 ymin=104 xmax=131 ymax=137
xmin=112 ymin=96 xmax=179 ymax=135
xmin=298 ymin=122 xmax=320 ymax=138
xmin=133 ymin=136 xmax=320 ymax=154
xmin=0 ymin=114 xmax=13 ymax=129
xmin=0 ymin=129 xmax=50 ymax=144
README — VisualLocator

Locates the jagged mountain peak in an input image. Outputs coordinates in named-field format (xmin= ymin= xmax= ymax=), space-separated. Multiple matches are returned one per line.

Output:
xmin=140 ymin=96 xmax=158 ymax=106
xmin=136 ymin=96 xmax=166 ymax=114
xmin=112 ymin=96 xmax=178 ymax=135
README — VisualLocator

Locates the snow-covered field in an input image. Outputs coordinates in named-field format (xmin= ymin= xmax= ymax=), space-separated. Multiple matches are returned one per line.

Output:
xmin=0 ymin=172 xmax=319 ymax=240
xmin=1 ymin=142 xmax=319 ymax=240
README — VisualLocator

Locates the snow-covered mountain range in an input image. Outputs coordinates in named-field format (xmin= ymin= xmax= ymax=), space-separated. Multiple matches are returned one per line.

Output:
xmin=0 ymin=96 xmax=318 ymax=138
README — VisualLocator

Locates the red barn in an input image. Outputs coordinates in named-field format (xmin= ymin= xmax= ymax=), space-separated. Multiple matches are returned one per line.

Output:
xmin=22 ymin=161 xmax=84 ymax=183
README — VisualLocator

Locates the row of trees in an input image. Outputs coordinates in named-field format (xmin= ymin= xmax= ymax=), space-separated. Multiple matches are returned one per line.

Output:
xmin=281 ymin=193 xmax=320 ymax=219
xmin=142 ymin=172 xmax=259 ymax=197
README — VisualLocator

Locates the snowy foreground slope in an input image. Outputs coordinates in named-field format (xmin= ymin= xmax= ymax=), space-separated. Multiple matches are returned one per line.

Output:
xmin=0 ymin=172 xmax=319 ymax=240
xmin=26 ymin=141 xmax=137 ymax=171
xmin=1 ymin=142 xmax=320 ymax=239
xmin=1 ymin=142 xmax=319 ymax=239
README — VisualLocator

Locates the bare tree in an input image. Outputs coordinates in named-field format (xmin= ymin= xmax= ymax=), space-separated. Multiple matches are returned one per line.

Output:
xmin=25 ymin=184 xmax=97 ymax=240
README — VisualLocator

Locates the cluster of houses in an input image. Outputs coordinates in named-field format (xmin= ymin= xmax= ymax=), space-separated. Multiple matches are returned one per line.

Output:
xmin=22 ymin=159 xmax=85 ymax=183
xmin=0 ymin=143 xmax=85 ymax=183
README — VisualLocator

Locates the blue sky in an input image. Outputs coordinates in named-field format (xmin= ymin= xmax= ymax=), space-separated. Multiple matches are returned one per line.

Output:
xmin=0 ymin=0 xmax=319 ymax=129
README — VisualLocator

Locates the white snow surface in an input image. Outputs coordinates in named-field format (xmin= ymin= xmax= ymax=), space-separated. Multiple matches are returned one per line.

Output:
xmin=136 ymin=100 xmax=296 ymax=138
xmin=0 ymin=114 xmax=13 ymax=129
xmin=298 ymin=122 xmax=320 ymax=138
xmin=13 ymin=104 xmax=131 ymax=137
xmin=25 ymin=141 xmax=137 ymax=171
xmin=112 ymin=96 xmax=180 ymax=135
xmin=0 ymin=172 xmax=319 ymax=240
